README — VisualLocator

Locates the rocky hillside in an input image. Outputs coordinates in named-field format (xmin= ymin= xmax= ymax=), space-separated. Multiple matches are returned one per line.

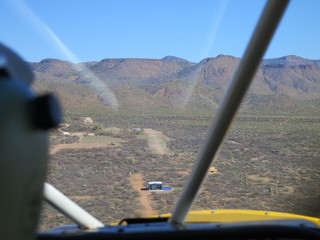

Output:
xmin=30 ymin=55 xmax=320 ymax=114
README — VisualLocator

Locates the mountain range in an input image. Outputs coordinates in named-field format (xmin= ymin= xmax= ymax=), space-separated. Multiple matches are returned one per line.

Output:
xmin=30 ymin=55 xmax=320 ymax=115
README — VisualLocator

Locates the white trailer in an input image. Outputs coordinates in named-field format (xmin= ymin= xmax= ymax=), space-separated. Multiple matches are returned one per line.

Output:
xmin=147 ymin=181 xmax=163 ymax=190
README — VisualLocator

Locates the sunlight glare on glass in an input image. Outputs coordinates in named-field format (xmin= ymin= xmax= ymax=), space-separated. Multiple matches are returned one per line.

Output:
xmin=180 ymin=0 xmax=229 ymax=109
xmin=5 ymin=0 xmax=119 ymax=110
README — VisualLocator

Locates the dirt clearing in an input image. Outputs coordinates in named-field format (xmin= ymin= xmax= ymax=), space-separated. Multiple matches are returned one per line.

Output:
xmin=50 ymin=135 xmax=124 ymax=155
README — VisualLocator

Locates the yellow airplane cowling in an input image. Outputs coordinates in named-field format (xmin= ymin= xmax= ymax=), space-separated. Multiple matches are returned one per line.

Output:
xmin=138 ymin=209 xmax=320 ymax=227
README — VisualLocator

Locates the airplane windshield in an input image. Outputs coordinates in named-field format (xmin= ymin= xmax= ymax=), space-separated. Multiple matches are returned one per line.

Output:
xmin=1 ymin=0 xmax=320 ymax=230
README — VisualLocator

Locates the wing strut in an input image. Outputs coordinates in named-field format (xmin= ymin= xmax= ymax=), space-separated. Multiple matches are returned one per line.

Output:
xmin=44 ymin=183 xmax=104 ymax=229
xmin=168 ymin=0 xmax=290 ymax=225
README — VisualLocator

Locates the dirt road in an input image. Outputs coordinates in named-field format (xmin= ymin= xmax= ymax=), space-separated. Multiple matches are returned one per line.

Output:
xmin=144 ymin=128 xmax=170 ymax=155
xmin=129 ymin=173 xmax=157 ymax=217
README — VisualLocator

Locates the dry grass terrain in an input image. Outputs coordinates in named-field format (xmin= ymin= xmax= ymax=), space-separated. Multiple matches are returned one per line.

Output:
xmin=39 ymin=113 xmax=320 ymax=229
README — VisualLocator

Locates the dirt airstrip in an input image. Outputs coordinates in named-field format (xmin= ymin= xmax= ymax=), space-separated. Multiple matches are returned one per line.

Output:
xmin=143 ymin=128 xmax=171 ymax=155
xmin=129 ymin=173 xmax=158 ymax=217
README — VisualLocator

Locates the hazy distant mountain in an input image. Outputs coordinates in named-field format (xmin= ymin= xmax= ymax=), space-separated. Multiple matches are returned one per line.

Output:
xmin=30 ymin=55 xmax=320 ymax=114
xmin=85 ymin=58 xmax=195 ymax=85
xmin=262 ymin=55 xmax=320 ymax=66
xmin=162 ymin=56 xmax=190 ymax=62
xmin=30 ymin=59 xmax=79 ymax=81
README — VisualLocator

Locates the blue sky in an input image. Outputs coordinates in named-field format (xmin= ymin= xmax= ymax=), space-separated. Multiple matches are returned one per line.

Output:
xmin=2 ymin=0 xmax=320 ymax=63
